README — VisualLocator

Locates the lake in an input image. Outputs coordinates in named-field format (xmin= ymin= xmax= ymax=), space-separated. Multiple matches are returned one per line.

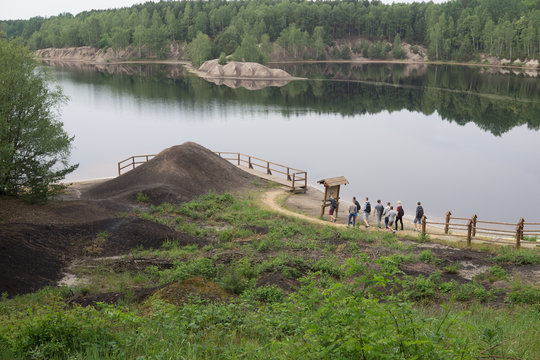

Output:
xmin=49 ymin=61 xmax=540 ymax=223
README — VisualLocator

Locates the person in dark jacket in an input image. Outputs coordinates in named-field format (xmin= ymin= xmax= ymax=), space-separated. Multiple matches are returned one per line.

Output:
xmin=328 ymin=195 xmax=337 ymax=222
xmin=414 ymin=201 xmax=424 ymax=231
xmin=395 ymin=200 xmax=404 ymax=231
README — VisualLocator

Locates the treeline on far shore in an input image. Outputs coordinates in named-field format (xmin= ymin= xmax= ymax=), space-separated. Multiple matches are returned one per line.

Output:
xmin=1 ymin=0 xmax=539 ymax=65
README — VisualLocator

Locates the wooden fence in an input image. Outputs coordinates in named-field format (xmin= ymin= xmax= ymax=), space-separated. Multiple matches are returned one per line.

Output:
xmin=117 ymin=151 xmax=308 ymax=193
xmin=421 ymin=211 xmax=540 ymax=248
xmin=117 ymin=154 xmax=155 ymax=175
xmin=215 ymin=152 xmax=307 ymax=193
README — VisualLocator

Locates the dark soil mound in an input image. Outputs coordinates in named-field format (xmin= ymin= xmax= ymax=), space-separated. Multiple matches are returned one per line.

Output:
xmin=0 ymin=218 xmax=208 ymax=297
xmin=85 ymin=142 xmax=256 ymax=205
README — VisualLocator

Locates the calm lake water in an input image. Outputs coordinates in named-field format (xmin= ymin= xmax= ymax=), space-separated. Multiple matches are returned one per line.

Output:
xmin=50 ymin=62 xmax=540 ymax=223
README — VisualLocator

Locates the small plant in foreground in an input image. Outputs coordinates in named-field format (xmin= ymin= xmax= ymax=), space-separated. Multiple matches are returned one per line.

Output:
xmin=418 ymin=231 xmax=430 ymax=242
xmin=494 ymin=247 xmax=540 ymax=265
xmin=443 ymin=262 xmax=461 ymax=274
xmin=137 ymin=191 xmax=148 ymax=203
xmin=523 ymin=235 xmax=538 ymax=242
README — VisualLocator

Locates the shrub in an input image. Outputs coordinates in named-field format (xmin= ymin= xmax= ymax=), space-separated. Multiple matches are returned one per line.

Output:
xmin=137 ymin=191 xmax=148 ymax=203
xmin=506 ymin=284 xmax=540 ymax=305
xmin=246 ymin=285 xmax=284 ymax=303
xmin=494 ymin=247 xmax=540 ymax=265
xmin=218 ymin=52 xmax=227 ymax=65
xmin=443 ymin=262 xmax=461 ymax=274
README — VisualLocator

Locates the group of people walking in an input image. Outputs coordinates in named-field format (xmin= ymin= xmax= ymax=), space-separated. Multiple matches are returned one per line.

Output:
xmin=328 ymin=196 xmax=424 ymax=233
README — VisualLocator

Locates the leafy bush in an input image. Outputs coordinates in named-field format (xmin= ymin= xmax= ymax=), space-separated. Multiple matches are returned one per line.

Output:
xmin=494 ymin=247 xmax=540 ymax=265
xmin=505 ymin=283 xmax=540 ymax=306
xmin=443 ymin=262 xmax=461 ymax=274
xmin=137 ymin=191 xmax=148 ymax=203
xmin=419 ymin=249 xmax=442 ymax=264
xmin=246 ymin=286 xmax=284 ymax=303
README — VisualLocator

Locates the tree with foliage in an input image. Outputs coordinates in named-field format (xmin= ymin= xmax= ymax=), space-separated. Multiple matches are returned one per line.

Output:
xmin=218 ymin=52 xmax=227 ymax=65
xmin=392 ymin=34 xmax=406 ymax=59
xmin=0 ymin=39 xmax=78 ymax=202
xmin=232 ymin=33 xmax=262 ymax=63
xmin=187 ymin=31 xmax=212 ymax=67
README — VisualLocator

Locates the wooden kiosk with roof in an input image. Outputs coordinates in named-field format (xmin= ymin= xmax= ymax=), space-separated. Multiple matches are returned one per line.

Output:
xmin=318 ymin=176 xmax=349 ymax=219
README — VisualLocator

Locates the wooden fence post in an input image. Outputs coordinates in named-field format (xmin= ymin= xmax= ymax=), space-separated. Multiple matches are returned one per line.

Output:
xmin=467 ymin=219 xmax=472 ymax=247
xmin=267 ymin=161 xmax=271 ymax=175
xmin=237 ymin=153 xmax=240 ymax=166
xmin=444 ymin=211 xmax=451 ymax=234
xmin=292 ymin=173 xmax=296 ymax=192
xmin=516 ymin=218 xmax=524 ymax=249
xmin=472 ymin=214 xmax=477 ymax=237
xmin=248 ymin=156 xmax=253 ymax=169
xmin=421 ymin=215 xmax=427 ymax=234
xmin=287 ymin=168 xmax=291 ymax=181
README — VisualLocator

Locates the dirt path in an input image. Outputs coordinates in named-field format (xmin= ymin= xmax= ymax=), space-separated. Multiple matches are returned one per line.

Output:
xmin=261 ymin=188 xmax=419 ymax=236
xmin=260 ymin=188 xmax=539 ymax=249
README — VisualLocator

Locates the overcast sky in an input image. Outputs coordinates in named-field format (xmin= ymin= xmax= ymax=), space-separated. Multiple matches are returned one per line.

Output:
xmin=1 ymin=0 xmax=446 ymax=21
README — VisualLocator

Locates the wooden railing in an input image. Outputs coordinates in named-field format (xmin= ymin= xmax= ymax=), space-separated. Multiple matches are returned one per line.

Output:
xmin=216 ymin=152 xmax=307 ymax=192
xmin=421 ymin=211 xmax=540 ymax=248
xmin=118 ymin=154 xmax=155 ymax=175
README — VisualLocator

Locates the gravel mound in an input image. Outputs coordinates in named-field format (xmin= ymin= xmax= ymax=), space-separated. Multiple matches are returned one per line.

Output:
xmin=85 ymin=142 xmax=255 ymax=205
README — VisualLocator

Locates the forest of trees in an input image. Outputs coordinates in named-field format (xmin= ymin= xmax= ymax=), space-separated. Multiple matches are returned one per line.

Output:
xmin=1 ymin=0 xmax=539 ymax=64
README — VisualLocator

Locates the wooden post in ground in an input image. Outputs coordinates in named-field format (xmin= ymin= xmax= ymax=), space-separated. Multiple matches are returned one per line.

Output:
xmin=320 ymin=186 xmax=328 ymax=217
xmin=516 ymin=218 xmax=524 ymax=249
xmin=335 ymin=185 xmax=341 ymax=220
xmin=237 ymin=153 xmax=240 ymax=166
xmin=444 ymin=211 xmax=451 ymax=234
xmin=287 ymin=168 xmax=291 ymax=181
xmin=467 ymin=219 xmax=473 ymax=247
xmin=132 ymin=156 xmax=135 ymax=171
xmin=292 ymin=173 xmax=296 ymax=192
xmin=421 ymin=215 xmax=427 ymax=234
xmin=118 ymin=162 xmax=121 ymax=176
xmin=248 ymin=156 xmax=253 ymax=169
xmin=472 ymin=214 xmax=477 ymax=237
xmin=267 ymin=161 xmax=271 ymax=175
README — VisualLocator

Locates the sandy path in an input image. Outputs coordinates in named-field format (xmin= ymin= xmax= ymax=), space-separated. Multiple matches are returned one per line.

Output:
xmin=262 ymin=189 xmax=346 ymax=228
xmin=260 ymin=188 xmax=539 ymax=249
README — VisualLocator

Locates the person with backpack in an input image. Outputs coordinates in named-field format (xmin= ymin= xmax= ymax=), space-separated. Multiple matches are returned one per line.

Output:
xmin=414 ymin=201 xmax=424 ymax=231
xmin=362 ymin=197 xmax=371 ymax=229
xmin=348 ymin=198 xmax=358 ymax=227
xmin=395 ymin=200 xmax=404 ymax=231
xmin=328 ymin=195 xmax=337 ymax=222
xmin=374 ymin=200 xmax=384 ymax=228
xmin=353 ymin=197 xmax=361 ymax=214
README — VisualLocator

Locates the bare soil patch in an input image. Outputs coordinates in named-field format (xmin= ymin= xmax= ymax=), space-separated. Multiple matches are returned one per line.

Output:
xmin=0 ymin=142 xmax=257 ymax=297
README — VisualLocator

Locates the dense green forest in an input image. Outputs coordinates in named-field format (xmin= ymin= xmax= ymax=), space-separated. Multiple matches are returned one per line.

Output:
xmin=1 ymin=0 xmax=539 ymax=64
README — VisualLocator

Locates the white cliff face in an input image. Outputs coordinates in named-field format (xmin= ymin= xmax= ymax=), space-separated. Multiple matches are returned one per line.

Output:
xmin=198 ymin=60 xmax=293 ymax=80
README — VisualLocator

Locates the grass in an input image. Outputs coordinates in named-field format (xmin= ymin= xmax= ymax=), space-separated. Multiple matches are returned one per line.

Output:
xmin=2 ymin=191 xmax=540 ymax=359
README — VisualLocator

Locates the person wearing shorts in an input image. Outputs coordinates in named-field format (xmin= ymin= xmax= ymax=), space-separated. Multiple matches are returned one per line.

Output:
xmin=362 ymin=197 xmax=371 ymax=229
xmin=414 ymin=201 xmax=424 ymax=231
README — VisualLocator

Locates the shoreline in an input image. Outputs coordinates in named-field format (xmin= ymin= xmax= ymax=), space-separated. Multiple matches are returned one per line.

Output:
xmin=36 ymin=56 xmax=540 ymax=72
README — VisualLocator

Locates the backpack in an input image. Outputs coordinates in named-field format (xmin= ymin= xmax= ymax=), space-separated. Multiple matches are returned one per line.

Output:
xmin=417 ymin=206 xmax=424 ymax=218
xmin=365 ymin=202 xmax=371 ymax=213
xmin=398 ymin=207 xmax=404 ymax=217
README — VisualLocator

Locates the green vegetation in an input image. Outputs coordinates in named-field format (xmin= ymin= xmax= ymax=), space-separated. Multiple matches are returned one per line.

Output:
xmin=1 ymin=192 xmax=540 ymax=359
xmin=0 ymin=39 xmax=78 ymax=202
xmin=1 ymin=0 xmax=538 ymax=63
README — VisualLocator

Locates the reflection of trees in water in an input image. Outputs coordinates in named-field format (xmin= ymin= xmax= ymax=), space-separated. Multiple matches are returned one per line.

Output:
xmin=51 ymin=63 xmax=540 ymax=136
